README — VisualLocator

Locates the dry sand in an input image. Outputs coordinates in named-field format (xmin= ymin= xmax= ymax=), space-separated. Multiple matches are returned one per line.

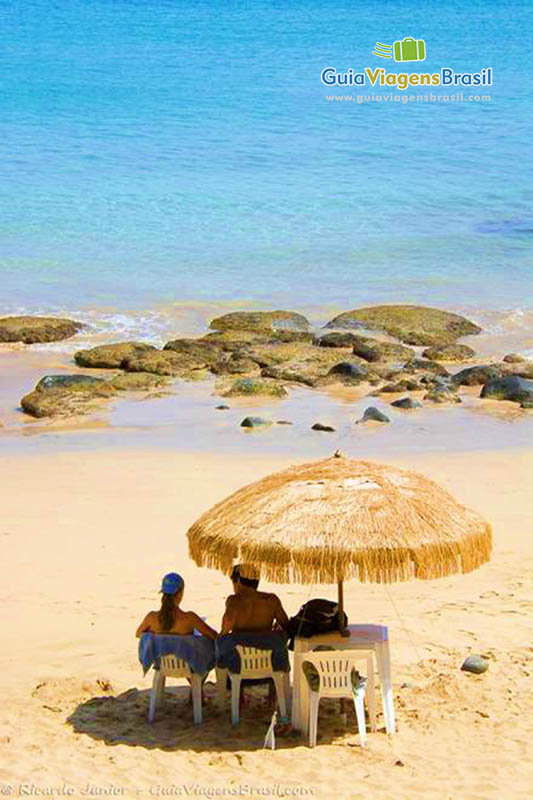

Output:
xmin=0 ymin=447 xmax=532 ymax=800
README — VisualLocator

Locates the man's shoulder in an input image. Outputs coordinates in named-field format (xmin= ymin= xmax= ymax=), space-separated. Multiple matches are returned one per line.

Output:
xmin=257 ymin=591 xmax=280 ymax=603
xmin=225 ymin=593 xmax=239 ymax=606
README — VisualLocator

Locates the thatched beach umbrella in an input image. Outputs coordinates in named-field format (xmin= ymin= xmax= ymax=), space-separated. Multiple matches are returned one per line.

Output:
xmin=187 ymin=455 xmax=491 ymax=628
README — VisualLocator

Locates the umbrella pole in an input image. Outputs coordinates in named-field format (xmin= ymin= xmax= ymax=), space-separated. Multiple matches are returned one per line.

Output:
xmin=338 ymin=580 xmax=349 ymax=637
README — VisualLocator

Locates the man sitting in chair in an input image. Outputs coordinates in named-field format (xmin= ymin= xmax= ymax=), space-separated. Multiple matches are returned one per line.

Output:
xmin=221 ymin=564 xmax=289 ymax=634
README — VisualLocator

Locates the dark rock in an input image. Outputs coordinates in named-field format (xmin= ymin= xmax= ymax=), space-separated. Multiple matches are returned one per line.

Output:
xmin=35 ymin=374 xmax=103 ymax=391
xmin=221 ymin=377 xmax=287 ymax=397
xmin=452 ymin=364 xmax=507 ymax=386
xmin=461 ymin=655 xmax=489 ymax=675
xmin=314 ymin=331 xmax=361 ymax=348
xmin=404 ymin=358 xmax=449 ymax=377
xmin=503 ymin=353 xmax=525 ymax=363
xmin=325 ymin=305 xmax=481 ymax=347
xmin=357 ymin=407 xmax=390 ymax=424
xmin=0 ymin=316 xmax=83 ymax=344
xmin=521 ymin=400 xmax=533 ymax=409
xmin=480 ymin=375 xmax=533 ymax=404
xmin=240 ymin=417 xmax=272 ymax=429
xmin=311 ymin=423 xmax=336 ymax=432
xmin=327 ymin=361 xmax=368 ymax=381
xmin=391 ymin=397 xmax=423 ymax=409
xmin=209 ymin=310 xmax=310 ymax=334
xmin=276 ymin=420 xmax=293 ymax=425
xmin=74 ymin=342 xmax=156 ymax=369
xmin=379 ymin=380 xmax=420 ymax=393
xmin=422 ymin=344 xmax=476 ymax=362
xmin=216 ymin=404 xmax=230 ymax=410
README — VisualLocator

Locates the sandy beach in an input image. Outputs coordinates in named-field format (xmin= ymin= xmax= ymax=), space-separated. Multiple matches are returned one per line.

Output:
xmin=1 ymin=445 xmax=531 ymax=800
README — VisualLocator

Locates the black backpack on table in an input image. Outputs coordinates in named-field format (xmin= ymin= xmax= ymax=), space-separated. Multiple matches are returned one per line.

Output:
xmin=287 ymin=598 xmax=348 ymax=649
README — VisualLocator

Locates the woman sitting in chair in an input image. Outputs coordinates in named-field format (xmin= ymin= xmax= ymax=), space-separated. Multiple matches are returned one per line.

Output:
xmin=136 ymin=572 xmax=218 ymax=639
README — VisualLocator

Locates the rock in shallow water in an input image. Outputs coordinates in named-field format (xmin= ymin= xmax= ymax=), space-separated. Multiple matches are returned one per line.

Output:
xmin=391 ymin=397 xmax=423 ymax=409
xmin=451 ymin=364 xmax=507 ymax=386
xmin=422 ymin=343 xmax=475 ymax=362
xmin=424 ymin=386 xmax=462 ymax=404
xmin=503 ymin=353 xmax=525 ymax=363
xmin=240 ymin=417 xmax=272 ymax=429
xmin=36 ymin=374 xmax=103 ymax=391
xmin=461 ymin=655 xmax=489 ymax=675
xmin=74 ymin=342 xmax=156 ymax=369
xmin=325 ymin=305 xmax=481 ymax=347
xmin=357 ymin=406 xmax=390 ymax=423
xmin=0 ymin=316 xmax=83 ymax=344
xmin=209 ymin=310 xmax=310 ymax=333
xmin=480 ymin=375 xmax=533 ymax=405
xmin=327 ymin=361 xmax=368 ymax=382
xmin=311 ymin=422 xmax=336 ymax=432
xmin=221 ymin=377 xmax=287 ymax=397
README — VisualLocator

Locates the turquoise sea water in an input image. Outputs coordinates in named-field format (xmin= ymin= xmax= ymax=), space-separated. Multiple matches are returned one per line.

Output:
xmin=1 ymin=0 xmax=532 ymax=319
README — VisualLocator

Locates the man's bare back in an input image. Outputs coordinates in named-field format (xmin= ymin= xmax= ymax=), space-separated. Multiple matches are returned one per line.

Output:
xmin=221 ymin=588 xmax=289 ymax=634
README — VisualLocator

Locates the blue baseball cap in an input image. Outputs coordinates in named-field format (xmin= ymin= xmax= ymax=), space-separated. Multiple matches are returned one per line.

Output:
xmin=160 ymin=572 xmax=184 ymax=595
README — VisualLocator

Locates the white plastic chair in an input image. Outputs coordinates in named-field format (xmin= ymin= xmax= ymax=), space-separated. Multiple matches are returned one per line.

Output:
xmin=302 ymin=651 xmax=373 ymax=747
xmin=148 ymin=654 xmax=203 ymax=725
xmin=230 ymin=646 xmax=290 ymax=726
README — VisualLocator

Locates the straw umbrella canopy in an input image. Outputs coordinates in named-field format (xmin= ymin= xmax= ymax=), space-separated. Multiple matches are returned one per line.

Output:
xmin=187 ymin=455 xmax=491 ymax=626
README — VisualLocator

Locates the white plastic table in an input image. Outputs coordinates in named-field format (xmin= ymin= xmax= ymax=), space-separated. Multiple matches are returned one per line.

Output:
xmin=291 ymin=624 xmax=395 ymax=735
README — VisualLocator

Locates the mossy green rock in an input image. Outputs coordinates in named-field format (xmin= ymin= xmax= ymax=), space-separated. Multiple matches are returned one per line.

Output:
xmin=36 ymin=374 xmax=103 ymax=391
xmin=210 ymin=355 xmax=261 ymax=376
xmin=424 ymin=387 xmax=462 ymax=404
xmin=0 ymin=316 xmax=83 ymax=344
xmin=109 ymin=372 xmax=169 ymax=391
xmin=209 ymin=310 xmax=310 ymax=333
xmin=351 ymin=337 xmax=415 ymax=363
xmin=422 ymin=344 xmax=476 ymax=362
xmin=221 ymin=378 xmax=287 ymax=397
xmin=163 ymin=337 xmax=228 ymax=362
xmin=122 ymin=349 xmax=208 ymax=377
xmin=503 ymin=353 xmax=525 ymax=363
xmin=326 ymin=305 xmax=481 ymax=347
xmin=74 ymin=341 xmax=156 ymax=368
xmin=21 ymin=381 xmax=116 ymax=418
xmin=403 ymin=358 xmax=449 ymax=377
xmin=253 ymin=342 xmax=358 ymax=387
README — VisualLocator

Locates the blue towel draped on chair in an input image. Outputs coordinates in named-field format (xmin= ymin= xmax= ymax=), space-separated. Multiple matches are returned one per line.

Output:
xmin=138 ymin=632 xmax=216 ymax=676
xmin=215 ymin=632 xmax=290 ymax=674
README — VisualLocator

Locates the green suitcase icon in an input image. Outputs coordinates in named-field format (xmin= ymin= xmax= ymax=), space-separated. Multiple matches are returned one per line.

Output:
xmin=393 ymin=37 xmax=426 ymax=62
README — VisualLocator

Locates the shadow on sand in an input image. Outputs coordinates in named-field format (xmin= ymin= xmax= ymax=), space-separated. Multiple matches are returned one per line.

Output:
xmin=67 ymin=680 xmax=368 ymax=752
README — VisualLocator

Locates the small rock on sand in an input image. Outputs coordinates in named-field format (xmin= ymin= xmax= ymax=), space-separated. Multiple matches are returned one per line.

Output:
xmin=461 ymin=655 xmax=489 ymax=675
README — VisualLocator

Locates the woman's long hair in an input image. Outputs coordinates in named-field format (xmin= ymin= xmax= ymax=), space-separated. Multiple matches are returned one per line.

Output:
xmin=158 ymin=593 xmax=176 ymax=632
